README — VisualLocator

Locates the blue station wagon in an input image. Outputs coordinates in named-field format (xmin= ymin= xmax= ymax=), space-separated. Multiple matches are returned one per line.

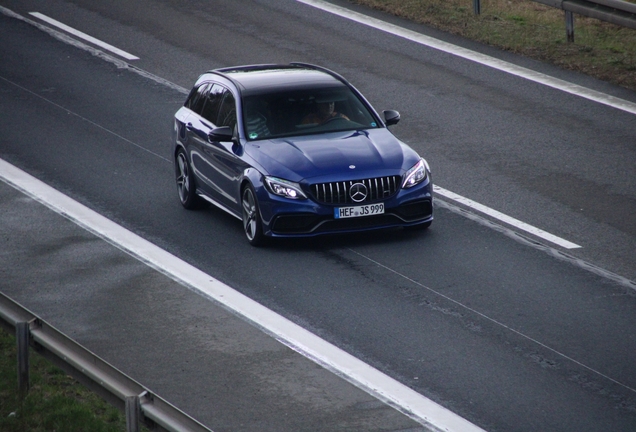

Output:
xmin=172 ymin=63 xmax=433 ymax=245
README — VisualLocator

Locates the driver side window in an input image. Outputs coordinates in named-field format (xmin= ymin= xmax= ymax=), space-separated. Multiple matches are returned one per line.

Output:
xmin=216 ymin=90 xmax=236 ymax=129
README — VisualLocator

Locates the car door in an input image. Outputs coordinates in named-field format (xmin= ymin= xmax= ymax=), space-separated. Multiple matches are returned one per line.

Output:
xmin=186 ymin=83 xmax=222 ymax=197
xmin=187 ymin=83 xmax=247 ymax=213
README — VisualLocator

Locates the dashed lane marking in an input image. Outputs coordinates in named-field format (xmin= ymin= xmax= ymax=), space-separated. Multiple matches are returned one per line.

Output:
xmin=435 ymin=186 xmax=581 ymax=249
xmin=29 ymin=12 xmax=139 ymax=61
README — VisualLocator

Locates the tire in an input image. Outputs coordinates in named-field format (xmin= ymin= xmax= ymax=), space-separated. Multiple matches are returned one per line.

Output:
xmin=241 ymin=184 xmax=265 ymax=246
xmin=175 ymin=149 xmax=206 ymax=209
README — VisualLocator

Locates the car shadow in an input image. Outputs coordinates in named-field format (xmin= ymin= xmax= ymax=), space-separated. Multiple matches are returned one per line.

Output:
xmin=266 ymin=226 xmax=433 ymax=252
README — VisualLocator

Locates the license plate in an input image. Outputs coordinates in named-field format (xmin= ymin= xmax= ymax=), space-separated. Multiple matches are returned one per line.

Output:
xmin=334 ymin=203 xmax=384 ymax=219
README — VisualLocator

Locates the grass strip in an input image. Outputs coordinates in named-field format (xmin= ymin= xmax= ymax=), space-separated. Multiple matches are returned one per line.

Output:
xmin=349 ymin=0 xmax=636 ymax=91
xmin=0 ymin=328 xmax=127 ymax=432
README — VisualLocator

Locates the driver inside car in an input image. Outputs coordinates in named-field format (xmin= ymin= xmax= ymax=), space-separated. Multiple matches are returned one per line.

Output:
xmin=301 ymin=101 xmax=349 ymax=125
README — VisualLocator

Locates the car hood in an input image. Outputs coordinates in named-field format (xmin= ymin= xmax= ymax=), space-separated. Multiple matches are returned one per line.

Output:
xmin=245 ymin=129 xmax=419 ymax=182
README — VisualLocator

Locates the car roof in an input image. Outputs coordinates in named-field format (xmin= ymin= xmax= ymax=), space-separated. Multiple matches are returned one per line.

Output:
xmin=209 ymin=64 xmax=347 ymax=95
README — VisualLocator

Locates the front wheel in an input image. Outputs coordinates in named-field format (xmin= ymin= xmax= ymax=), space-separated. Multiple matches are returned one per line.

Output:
xmin=242 ymin=185 xmax=265 ymax=246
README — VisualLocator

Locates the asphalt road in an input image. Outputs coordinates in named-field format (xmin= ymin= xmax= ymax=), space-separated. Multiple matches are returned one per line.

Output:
xmin=1 ymin=1 xmax=635 ymax=431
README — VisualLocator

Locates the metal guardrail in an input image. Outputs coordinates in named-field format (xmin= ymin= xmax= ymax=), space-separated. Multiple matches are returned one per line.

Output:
xmin=474 ymin=0 xmax=636 ymax=42
xmin=0 ymin=292 xmax=213 ymax=432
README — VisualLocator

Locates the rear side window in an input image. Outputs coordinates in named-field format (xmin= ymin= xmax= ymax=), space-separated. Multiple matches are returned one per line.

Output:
xmin=186 ymin=83 xmax=209 ymax=115
xmin=185 ymin=80 xmax=239 ymax=130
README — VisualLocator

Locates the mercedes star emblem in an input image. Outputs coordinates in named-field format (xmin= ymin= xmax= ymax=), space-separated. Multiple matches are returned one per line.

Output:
xmin=349 ymin=183 xmax=368 ymax=203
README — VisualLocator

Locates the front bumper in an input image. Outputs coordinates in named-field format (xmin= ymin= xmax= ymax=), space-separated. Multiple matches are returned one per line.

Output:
xmin=256 ymin=179 xmax=433 ymax=237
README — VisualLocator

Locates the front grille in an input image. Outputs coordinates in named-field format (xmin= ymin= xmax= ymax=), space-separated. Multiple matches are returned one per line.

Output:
xmin=310 ymin=176 xmax=401 ymax=205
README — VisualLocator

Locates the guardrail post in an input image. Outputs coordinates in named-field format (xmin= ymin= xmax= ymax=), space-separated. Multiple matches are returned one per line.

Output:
xmin=16 ymin=322 xmax=29 ymax=397
xmin=565 ymin=10 xmax=575 ymax=42
xmin=126 ymin=395 xmax=141 ymax=432
xmin=474 ymin=0 xmax=481 ymax=15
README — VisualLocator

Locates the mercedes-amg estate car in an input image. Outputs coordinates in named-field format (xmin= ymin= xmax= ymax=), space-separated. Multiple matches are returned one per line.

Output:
xmin=172 ymin=63 xmax=433 ymax=245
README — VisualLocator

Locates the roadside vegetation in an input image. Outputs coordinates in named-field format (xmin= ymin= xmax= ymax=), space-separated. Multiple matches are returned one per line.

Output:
xmin=349 ymin=0 xmax=636 ymax=91
xmin=0 ymin=328 xmax=127 ymax=432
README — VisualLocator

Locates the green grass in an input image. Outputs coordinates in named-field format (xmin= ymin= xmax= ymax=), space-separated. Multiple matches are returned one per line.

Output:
xmin=349 ymin=0 xmax=636 ymax=91
xmin=0 ymin=328 xmax=127 ymax=432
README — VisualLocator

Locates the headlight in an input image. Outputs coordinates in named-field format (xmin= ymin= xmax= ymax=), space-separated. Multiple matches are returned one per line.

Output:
xmin=265 ymin=176 xmax=307 ymax=199
xmin=402 ymin=159 xmax=428 ymax=188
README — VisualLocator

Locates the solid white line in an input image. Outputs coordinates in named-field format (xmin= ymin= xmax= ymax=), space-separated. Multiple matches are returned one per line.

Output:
xmin=297 ymin=0 xmax=636 ymax=116
xmin=0 ymin=157 xmax=486 ymax=432
xmin=29 ymin=12 xmax=139 ymax=60
xmin=435 ymin=185 xmax=581 ymax=249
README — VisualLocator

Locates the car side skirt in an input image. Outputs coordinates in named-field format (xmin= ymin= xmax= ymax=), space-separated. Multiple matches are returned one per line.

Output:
xmin=197 ymin=190 xmax=242 ymax=221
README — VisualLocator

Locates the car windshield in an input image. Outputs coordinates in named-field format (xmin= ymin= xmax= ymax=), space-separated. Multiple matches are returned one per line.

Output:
xmin=241 ymin=86 xmax=380 ymax=140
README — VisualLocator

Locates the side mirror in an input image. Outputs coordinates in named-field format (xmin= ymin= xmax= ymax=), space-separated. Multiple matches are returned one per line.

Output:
xmin=383 ymin=110 xmax=400 ymax=126
xmin=208 ymin=126 xmax=234 ymax=142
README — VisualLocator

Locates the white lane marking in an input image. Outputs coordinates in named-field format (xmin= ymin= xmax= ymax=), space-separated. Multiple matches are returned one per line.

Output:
xmin=435 ymin=199 xmax=636 ymax=291
xmin=3 ymin=7 xmax=184 ymax=93
xmin=0 ymin=157 xmax=486 ymax=432
xmin=28 ymin=12 xmax=139 ymax=61
xmin=297 ymin=0 xmax=636 ymax=116
xmin=434 ymin=185 xmax=581 ymax=249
